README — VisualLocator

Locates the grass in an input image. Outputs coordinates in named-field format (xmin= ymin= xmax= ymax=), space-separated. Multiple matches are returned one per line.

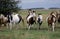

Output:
xmin=0 ymin=29 xmax=60 ymax=39
xmin=0 ymin=9 xmax=60 ymax=39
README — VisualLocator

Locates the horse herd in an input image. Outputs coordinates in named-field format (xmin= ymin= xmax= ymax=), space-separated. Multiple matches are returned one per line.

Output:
xmin=0 ymin=11 xmax=60 ymax=31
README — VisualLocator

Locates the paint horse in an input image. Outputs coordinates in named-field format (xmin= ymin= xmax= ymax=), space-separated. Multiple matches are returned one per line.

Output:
xmin=37 ymin=14 xmax=43 ymax=29
xmin=7 ymin=13 xmax=24 ymax=30
xmin=26 ymin=13 xmax=36 ymax=30
xmin=47 ymin=12 xmax=56 ymax=31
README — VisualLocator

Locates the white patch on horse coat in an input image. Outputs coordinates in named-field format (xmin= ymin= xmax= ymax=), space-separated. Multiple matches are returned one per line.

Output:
xmin=52 ymin=22 xmax=55 ymax=31
xmin=46 ymin=15 xmax=52 ymax=22
xmin=4 ymin=17 xmax=8 ymax=21
xmin=33 ymin=13 xmax=36 ymax=17
xmin=37 ymin=15 xmax=43 ymax=22
xmin=27 ymin=15 xmax=33 ymax=21
xmin=12 ymin=14 xmax=20 ymax=23
xmin=52 ymin=17 xmax=55 ymax=31
xmin=9 ymin=14 xmax=21 ymax=30
xmin=53 ymin=17 xmax=56 ymax=22
xmin=52 ymin=13 xmax=56 ymax=17
xmin=27 ymin=12 xmax=36 ymax=21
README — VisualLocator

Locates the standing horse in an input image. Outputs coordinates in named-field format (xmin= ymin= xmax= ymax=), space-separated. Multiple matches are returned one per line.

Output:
xmin=0 ymin=14 xmax=8 ymax=27
xmin=26 ymin=14 xmax=36 ymax=30
xmin=8 ymin=13 xmax=24 ymax=30
xmin=37 ymin=14 xmax=43 ymax=29
xmin=47 ymin=12 xmax=56 ymax=31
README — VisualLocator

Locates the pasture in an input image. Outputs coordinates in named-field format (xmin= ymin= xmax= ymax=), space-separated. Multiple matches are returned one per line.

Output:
xmin=0 ymin=9 xmax=60 ymax=39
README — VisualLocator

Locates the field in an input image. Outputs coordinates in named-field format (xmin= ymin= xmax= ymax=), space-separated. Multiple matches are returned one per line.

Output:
xmin=0 ymin=9 xmax=60 ymax=39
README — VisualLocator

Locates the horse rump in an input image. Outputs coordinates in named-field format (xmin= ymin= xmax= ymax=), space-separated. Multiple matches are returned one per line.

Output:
xmin=28 ymin=17 xmax=35 ymax=24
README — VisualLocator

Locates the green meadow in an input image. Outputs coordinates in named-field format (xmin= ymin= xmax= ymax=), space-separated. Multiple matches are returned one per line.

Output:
xmin=0 ymin=9 xmax=60 ymax=39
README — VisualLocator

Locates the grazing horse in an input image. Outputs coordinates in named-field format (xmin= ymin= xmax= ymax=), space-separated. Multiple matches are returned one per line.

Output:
xmin=26 ymin=14 xmax=36 ymax=30
xmin=8 ymin=13 xmax=24 ymax=30
xmin=0 ymin=14 xmax=8 ymax=27
xmin=37 ymin=14 xmax=43 ymax=29
xmin=47 ymin=12 xmax=56 ymax=31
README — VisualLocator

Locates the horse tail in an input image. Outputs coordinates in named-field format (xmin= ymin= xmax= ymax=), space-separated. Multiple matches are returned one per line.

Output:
xmin=18 ymin=15 xmax=24 ymax=25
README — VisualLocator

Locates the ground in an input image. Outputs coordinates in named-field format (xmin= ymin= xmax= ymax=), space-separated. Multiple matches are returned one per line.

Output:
xmin=0 ymin=9 xmax=60 ymax=39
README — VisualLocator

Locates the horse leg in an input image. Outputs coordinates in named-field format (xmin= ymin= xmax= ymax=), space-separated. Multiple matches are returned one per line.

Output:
xmin=4 ymin=23 xmax=9 ymax=29
xmin=13 ymin=22 xmax=16 ymax=29
xmin=39 ymin=23 xmax=41 ymax=30
xmin=9 ymin=22 xmax=12 ymax=30
xmin=28 ymin=24 xmax=31 ymax=30
xmin=6 ymin=23 xmax=9 ymax=29
xmin=48 ymin=24 xmax=52 ymax=31
xmin=34 ymin=21 xmax=36 ymax=24
xmin=15 ymin=23 xmax=19 ymax=30
xmin=52 ymin=23 xmax=55 ymax=32
xmin=4 ymin=23 xmax=6 ymax=26
xmin=39 ymin=22 xmax=42 ymax=30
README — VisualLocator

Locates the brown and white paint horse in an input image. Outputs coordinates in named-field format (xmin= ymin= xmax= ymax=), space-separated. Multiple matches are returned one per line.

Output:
xmin=0 ymin=14 xmax=8 ymax=28
xmin=26 ymin=14 xmax=36 ymax=30
xmin=47 ymin=12 xmax=56 ymax=31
